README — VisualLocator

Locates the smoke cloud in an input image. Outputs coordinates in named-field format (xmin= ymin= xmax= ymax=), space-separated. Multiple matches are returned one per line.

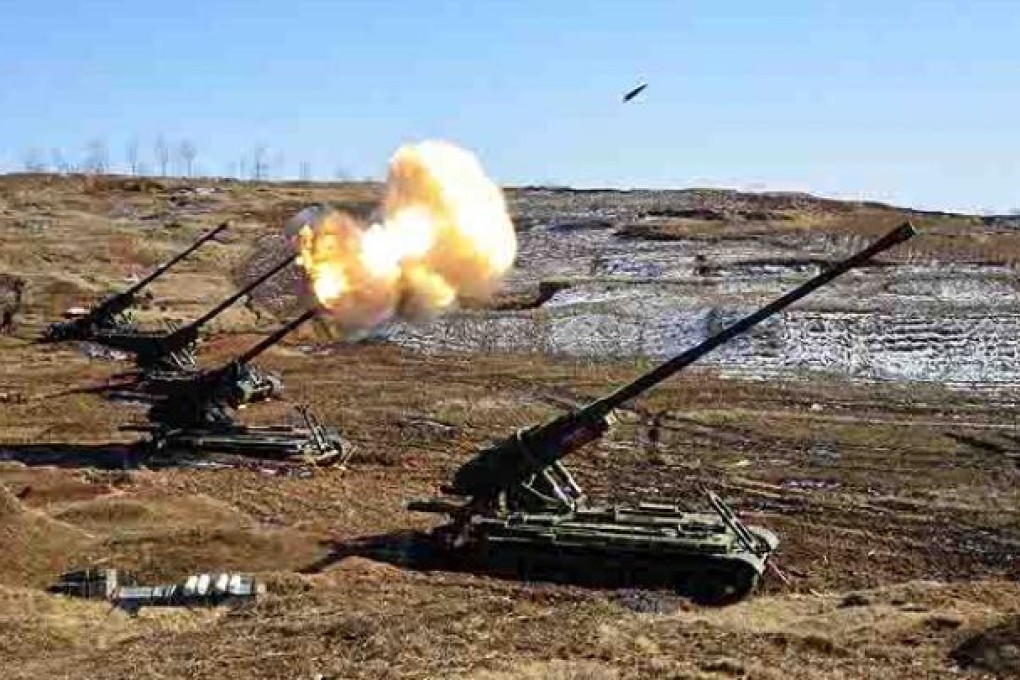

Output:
xmin=287 ymin=140 xmax=517 ymax=334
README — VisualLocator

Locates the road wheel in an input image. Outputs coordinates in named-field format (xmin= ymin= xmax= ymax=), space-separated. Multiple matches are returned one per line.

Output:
xmin=682 ymin=563 xmax=760 ymax=606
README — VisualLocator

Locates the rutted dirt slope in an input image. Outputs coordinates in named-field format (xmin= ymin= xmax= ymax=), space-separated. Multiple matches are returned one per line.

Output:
xmin=0 ymin=175 xmax=1018 ymax=678
xmin=378 ymin=196 xmax=1020 ymax=385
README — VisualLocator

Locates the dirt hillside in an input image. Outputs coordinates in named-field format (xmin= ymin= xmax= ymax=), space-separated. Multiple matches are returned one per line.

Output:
xmin=0 ymin=173 xmax=1017 ymax=678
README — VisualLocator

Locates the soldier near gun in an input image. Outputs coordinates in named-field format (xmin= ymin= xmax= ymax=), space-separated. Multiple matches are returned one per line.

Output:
xmin=647 ymin=410 xmax=665 ymax=453
xmin=1 ymin=278 xmax=25 ymax=334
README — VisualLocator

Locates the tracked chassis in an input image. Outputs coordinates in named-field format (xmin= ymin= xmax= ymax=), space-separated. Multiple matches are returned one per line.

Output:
xmin=410 ymin=224 xmax=916 ymax=605
xmin=151 ymin=423 xmax=350 ymax=465
xmin=416 ymin=491 xmax=777 ymax=605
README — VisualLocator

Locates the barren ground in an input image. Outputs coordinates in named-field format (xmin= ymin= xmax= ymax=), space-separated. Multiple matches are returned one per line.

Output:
xmin=0 ymin=174 xmax=1018 ymax=679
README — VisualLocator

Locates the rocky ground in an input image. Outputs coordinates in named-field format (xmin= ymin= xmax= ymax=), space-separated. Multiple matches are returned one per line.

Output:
xmin=383 ymin=190 xmax=1020 ymax=388
xmin=0 ymin=173 xmax=1018 ymax=678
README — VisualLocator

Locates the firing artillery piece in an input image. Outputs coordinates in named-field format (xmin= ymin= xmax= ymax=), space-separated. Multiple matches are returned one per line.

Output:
xmin=46 ymin=223 xmax=299 ymax=410
xmin=42 ymin=219 xmax=347 ymax=465
xmin=83 ymin=309 xmax=349 ymax=465
xmin=410 ymin=223 xmax=916 ymax=605
xmin=89 ymin=253 xmax=298 ymax=404
xmin=39 ymin=221 xmax=229 ymax=343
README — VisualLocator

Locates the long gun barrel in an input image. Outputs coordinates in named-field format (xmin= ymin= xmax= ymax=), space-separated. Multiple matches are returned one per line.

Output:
xmin=447 ymin=222 xmax=917 ymax=498
xmin=589 ymin=222 xmax=915 ymax=413
xmin=232 ymin=308 xmax=317 ymax=367
xmin=41 ymin=221 xmax=229 ymax=341
xmin=159 ymin=255 xmax=296 ymax=352
xmin=88 ymin=254 xmax=296 ymax=365
xmin=120 ymin=222 xmax=229 ymax=298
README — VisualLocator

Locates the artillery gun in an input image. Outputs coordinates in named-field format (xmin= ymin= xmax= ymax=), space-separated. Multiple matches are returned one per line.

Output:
xmin=55 ymin=233 xmax=299 ymax=411
xmin=88 ymin=253 xmax=297 ymax=373
xmin=88 ymin=309 xmax=349 ymax=465
xmin=40 ymin=221 xmax=228 ymax=342
xmin=86 ymin=253 xmax=297 ymax=409
xmin=410 ymin=223 xmax=916 ymax=605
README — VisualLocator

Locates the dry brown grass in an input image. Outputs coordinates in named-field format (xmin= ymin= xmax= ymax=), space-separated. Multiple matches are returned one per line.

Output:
xmin=0 ymin=583 xmax=220 ymax=667
xmin=0 ymin=483 xmax=98 ymax=588
xmin=0 ymin=175 xmax=1018 ymax=677
xmin=617 ymin=205 xmax=1020 ymax=265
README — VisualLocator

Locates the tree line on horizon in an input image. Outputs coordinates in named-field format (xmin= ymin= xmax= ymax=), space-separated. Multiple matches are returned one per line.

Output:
xmin=16 ymin=136 xmax=354 ymax=182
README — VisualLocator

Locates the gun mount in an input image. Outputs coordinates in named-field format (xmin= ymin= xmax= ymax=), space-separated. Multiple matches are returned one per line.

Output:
xmin=409 ymin=223 xmax=916 ymax=605
xmin=137 ymin=309 xmax=316 ymax=428
xmin=40 ymin=221 xmax=229 ymax=342
xmin=76 ymin=308 xmax=349 ymax=465
xmin=89 ymin=254 xmax=297 ymax=373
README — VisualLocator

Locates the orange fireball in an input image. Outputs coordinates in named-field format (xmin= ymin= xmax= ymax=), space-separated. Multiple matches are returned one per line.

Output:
xmin=291 ymin=141 xmax=516 ymax=333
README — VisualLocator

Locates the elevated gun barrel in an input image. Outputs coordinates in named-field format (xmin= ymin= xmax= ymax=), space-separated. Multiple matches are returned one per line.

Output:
xmin=89 ymin=254 xmax=296 ymax=364
xmin=232 ymin=308 xmax=317 ymax=367
xmin=121 ymin=221 xmax=229 ymax=297
xmin=447 ymin=222 xmax=917 ymax=497
xmin=160 ymin=254 xmax=297 ymax=350
xmin=588 ymin=222 xmax=915 ymax=414
xmin=40 ymin=221 xmax=229 ymax=342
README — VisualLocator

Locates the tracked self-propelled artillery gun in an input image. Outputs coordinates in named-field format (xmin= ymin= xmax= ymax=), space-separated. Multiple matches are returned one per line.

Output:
xmin=44 ymin=219 xmax=349 ymax=465
xmin=39 ymin=221 xmax=229 ymax=343
xmin=89 ymin=253 xmax=297 ymax=404
xmin=111 ymin=308 xmax=350 ymax=465
xmin=410 ymin=223 xmax=916 ymax=604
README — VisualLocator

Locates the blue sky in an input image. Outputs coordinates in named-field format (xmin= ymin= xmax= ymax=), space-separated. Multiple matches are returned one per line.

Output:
xmin=1 ymin=0 xmax=1017 ymax=213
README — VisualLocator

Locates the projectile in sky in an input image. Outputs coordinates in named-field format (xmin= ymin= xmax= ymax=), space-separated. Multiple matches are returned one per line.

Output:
xmin=622 ymin=83 xmax=648 ymax=102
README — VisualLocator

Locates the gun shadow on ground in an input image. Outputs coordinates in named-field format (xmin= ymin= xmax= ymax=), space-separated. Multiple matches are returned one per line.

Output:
xmin=0 ymin=441 xmax=306 ymax=472
xmin=300 ymin=531 xmax=755 ymax=606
